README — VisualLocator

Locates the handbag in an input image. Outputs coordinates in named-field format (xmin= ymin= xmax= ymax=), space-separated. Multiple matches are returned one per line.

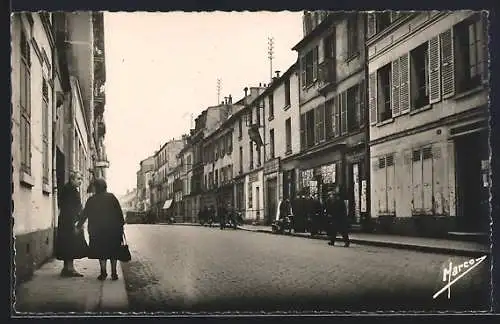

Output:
xmin=117 ymin=232 xmax=132 ymax=262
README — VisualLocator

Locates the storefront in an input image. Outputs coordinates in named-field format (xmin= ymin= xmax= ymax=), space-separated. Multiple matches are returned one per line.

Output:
xmin=281 ymin=156 xmax=299 ymax=201
xmin=264 ymin=158 xmax=280 ymax=225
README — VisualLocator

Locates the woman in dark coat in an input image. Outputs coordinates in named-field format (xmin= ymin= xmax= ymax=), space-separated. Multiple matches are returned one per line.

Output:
xmin=76 ymin=178 xmax=125 ymax=281
xmin=55 ymin=171 xmax=88 ymax=277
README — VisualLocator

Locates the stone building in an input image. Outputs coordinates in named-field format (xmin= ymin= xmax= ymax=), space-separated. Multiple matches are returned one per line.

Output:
xmin=136 ymin=155 xmax=155 ymax=212
xmin=367 ymin=11 xmax=489 ymax=237
xmin=292 ymin=11 xmax=370 ymax=229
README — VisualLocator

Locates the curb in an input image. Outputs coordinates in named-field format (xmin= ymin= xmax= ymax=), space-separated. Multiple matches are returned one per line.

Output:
xmin=238 ymin=227 xmax=489 ymax=258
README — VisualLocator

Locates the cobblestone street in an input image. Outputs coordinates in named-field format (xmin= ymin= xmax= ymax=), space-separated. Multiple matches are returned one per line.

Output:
xmin=121 ymin=224 xmax=490 ymax=313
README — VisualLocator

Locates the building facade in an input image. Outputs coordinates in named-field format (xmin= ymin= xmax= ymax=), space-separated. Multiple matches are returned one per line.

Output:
xmin=136 ymin=155 xmax=154 ymax=212
xmin=261 ymin=64 xmax=301 ymax=223
xmin=293 ymin=11 xmax=370 ymax=229
xmin=12 ymin=12 xmax=108 ymax=284
xmin=367 ymin=11 xmax=489 ymax=237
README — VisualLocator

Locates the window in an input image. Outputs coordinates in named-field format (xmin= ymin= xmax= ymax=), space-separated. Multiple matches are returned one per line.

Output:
xmin=285 ymin=118 xmax=292 ymax=153
xmin=42 ymin=79 xmax=49 ymax=185
xmin=377 ymin=13 xmax=391 ymax=32
xmin=238 ymin=117 xmax=243 ymax=139
xmin=269 ymin=129 xmax=275 ymax=159
xmin=347 ymin=13 xmax=359 ymax=58
xmin=410 ymin=43 xmax=430 ymax=109
xmin=20 ymin=29 xmax=31 ymax=175
xmin=249 ymin=142 xmax=254 ymax=169
xmin=315 ymin=104 xmax=325 ymax=143
xmin=300 ymin=114 xmax=306 ymax=150
xmin=377 ymin=63 xmax=393 ymax=122
xmin=306 ymin=109 xmax=315 ymax=147
xmin=256 ymin=105 xmax=261 ymax=126
xmin=301 ymin=46 xmax=319 ymax=87
xmin=455 ymin=15 xmax=486 ymax=92
xmin=256 ymin=145 xmax=261 ymax=167
xmin=227 ymin=132 xmax=233 ymax=154
xmin=367 ymin=12 xmax=406 ymax=38
xmin=339 ymin=91 xmax=348 ymax=135
xmin=347 ymin=85 xmax=359 ymax=132
xmin=239 ymin=146 xmax=243 ymax=173
xmin=248 ymin=182 xmax=253 ymax=209
xmin=325 ymin=99 xmax=333 ymax=138
xmin=284 ymin=79 xmax=291 ymax=107
xmin=214 ymin=142 xmax=218 ymax=160
xmin=220 ymin=137 xmax=225 ymax=156
xmin=248 ymin=109 xmax=253 ymax=126
xmin=268 ymin=95 xmax=274 ymax=119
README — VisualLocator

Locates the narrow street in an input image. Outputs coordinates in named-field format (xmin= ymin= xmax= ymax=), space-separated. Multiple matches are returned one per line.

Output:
xmin=121 ymin=224 xmax=490 ymax=313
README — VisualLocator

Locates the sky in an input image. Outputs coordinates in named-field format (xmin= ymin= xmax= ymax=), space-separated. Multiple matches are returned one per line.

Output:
xmin=103 ymin=11 xmax=303 ymax=197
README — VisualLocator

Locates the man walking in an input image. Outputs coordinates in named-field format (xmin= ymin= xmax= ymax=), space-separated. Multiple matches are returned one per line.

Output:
xmin=325 ymin=187 xmax=350 ymax=247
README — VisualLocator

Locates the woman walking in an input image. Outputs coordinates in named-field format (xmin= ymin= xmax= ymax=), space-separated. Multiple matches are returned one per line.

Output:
xmin=76 ymin=178 xmax=125 ymax=281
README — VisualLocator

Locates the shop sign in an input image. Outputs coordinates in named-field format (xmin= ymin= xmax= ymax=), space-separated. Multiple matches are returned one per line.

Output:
xmin=264 ymin=157 xmax=280 ymax=175
xmin=361 ymin=180 xmax=367 ymax=212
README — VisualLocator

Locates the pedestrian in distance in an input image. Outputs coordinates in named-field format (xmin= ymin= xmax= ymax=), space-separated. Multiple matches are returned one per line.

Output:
xmin=325 ymin=187 xmax=350 ymax=247
xmin=76 ymin=178 xmax=126 ymax=281
xmin=55 ymin=170 xmax=88 ymax=277
xmin=219 ymin=202 xmax=227 ymax=230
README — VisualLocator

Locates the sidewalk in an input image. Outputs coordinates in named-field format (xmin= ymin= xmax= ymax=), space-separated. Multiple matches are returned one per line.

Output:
xmin=13 ymin=258 xmax=129 ymax=315
xmin=237 ymin=225 xmax=490 ymax=257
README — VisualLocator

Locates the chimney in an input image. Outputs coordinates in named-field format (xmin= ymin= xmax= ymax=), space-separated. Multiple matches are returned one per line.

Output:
xmin=275 ymin=70 xmax=281 ymax=78
xmin=259 ymin=83 xmax=262 ymax=87
xmin=244 ymin=87 xmax=248 ymax=97
xmin=228 ymin=94 xmax=232 ymax=104
xmin=224 ymin=96 xmax=228 ymax=105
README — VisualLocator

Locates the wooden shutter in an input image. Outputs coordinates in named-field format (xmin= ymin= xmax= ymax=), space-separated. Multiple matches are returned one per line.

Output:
xmin=391 ymin=59 xmax=401 ymax=116
xmin=428 ymin=36 xmax=441 ymax=104
xmin=325 ymin=100 xmax=333 ymax=138
xmin=368 ymin=72 xmax=378 ymax=124
xmin=422 ymin=147 xmax=433 ymax=213
xmin=390 ymin=11 xmax=401 ymax=22
xmin=301 ymin=56 xmax=306 ymax=88
xmin=440 ymin=29 xmax=455 ymax=98
xmin=367 ymin=13 xmax=376 ymax=38
xmin=359 ymin=80 xmax=366 ymax=126
xmin=314 ymin=107 xmax=320 ymax=144
xmin=300 ymin=113 xmax=306 ymax=150
xmin=386 ymin=154 xmax=395 ymax=213
xmin=333 ymin=97 xmax=339 ymax=137
xmin=313 ymin=46 xmax=319 ymax=80
xmin=479 ymin=14 xmax=489 ymax=84
xmin=399 ymin=53 xmax=410 ymax=114
xmin=340 ymin=92 xmax=347 ymax=135
xmin=318 ymin=104 xmax=325 ymax=142
xmin=412 ymin=149 xmax=423 ymax=212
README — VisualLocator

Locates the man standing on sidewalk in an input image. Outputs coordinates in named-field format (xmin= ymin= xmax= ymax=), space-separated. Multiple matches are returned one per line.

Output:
xmin=325 ymin=187 xmax=350 ymax=247
xmin=55 ymin=171 xmax=88 ymax=277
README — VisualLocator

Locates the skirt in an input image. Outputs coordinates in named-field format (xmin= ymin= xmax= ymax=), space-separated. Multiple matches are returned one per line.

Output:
xmin=87 ymin=230 xmax=122 ymax=260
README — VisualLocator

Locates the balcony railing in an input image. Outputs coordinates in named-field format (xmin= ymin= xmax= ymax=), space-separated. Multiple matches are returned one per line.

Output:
xmin=97 ymin=120 xmax=106 ymax=138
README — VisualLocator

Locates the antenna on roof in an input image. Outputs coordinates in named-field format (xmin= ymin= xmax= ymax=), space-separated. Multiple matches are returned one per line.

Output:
xmin=216 ymin=78 xmax=222 ymax=105
xmin=268 ymin=36 xmax=274 ymax=83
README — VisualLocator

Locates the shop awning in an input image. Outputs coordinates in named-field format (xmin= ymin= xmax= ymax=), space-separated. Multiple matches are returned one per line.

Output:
xmin=162 ymin=199 xmax=173 ymax=210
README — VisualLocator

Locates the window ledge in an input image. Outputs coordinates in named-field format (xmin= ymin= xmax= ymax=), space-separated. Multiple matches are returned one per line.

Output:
xmin=285 ymin=150 xmax=292 ymax=156
xmin=283 ymin=104 xmax=291 ymax=111
xmin=454 ymin=85 xmax=485 ymax=101
xmin=42 ymin=183 xmax=51 ymax=194
xmin=376 ymin=118 xmax=394 ymax=127
xmin=20 ymin=171 xmax=35 ymax=188
xmin=345 ymin=52 xmax=360 ymax=63
xmin=410 ymin=104 xmax=432 ymax=116
xmin=268 ymin=116 xmax=274 ymax=122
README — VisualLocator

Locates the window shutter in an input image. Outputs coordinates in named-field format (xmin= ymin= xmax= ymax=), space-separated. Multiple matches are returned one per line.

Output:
xmin=359 ymin=80 xmax=366 ymax=126
xmin=390 ymin=11 xmax=401 ymax=22
xmin=332 ymin=97 xmax=339 ymax=137
xmin=318 ymin=104 xmax=325 ymax=142
xmin=341 ymin=92 xmax=347 ymax=135
xmin=478 ymin=15 xmax=489 ymax=84
xmin=300 ymin=113 xmax=306 ymax=150
xmin=399 ymin=53 xmax=410 ymax=114
xmin=314 ymin=107 xmax=320 ymax=144
xmin=391 ymin=59 xmax=400 ymax=116
xmin=367 ymin=13 xmax=376 ymax=38
xmin=368 ymin=72 xmax=378 ymax=124
xmin=440 ymin=28 xmax=455 ymax=98
xmin=428 ymin=36 xmax=441 ymax=104
xmin=313 ymin=46 xmax=319 ymax=80
xmin=301 ymin=56 xmax=306 ymax=87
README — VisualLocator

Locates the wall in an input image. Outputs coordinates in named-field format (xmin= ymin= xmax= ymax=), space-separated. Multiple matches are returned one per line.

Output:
xmin=368 ymin=11 xmax=486 ymax=142
xmin=12 ymin=13 xmax=55 ymax=283
xmin=245 ymin=171 xmax=264 ymax=222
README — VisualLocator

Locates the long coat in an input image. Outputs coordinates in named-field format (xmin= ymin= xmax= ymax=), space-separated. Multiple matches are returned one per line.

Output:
xmin=77 ymin=192 xmax=125 ymax=260
xmin=55 ymin=182 xmax=88 ymax=260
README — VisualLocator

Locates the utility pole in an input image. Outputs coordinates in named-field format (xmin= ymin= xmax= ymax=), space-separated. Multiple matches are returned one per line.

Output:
xmin=216 ymin=78 xmax=222 ymax=104
xmin=268 ymin=36 xmax=274 ymax=83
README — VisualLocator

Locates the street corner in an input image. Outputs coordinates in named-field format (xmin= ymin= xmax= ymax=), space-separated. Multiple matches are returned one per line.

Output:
xmin=13 ymin=258 xmax=103 ymax=314
xmin=99 ymin=261 xmax=130 ymax=312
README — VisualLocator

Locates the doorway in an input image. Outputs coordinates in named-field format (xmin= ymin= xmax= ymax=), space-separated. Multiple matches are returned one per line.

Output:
xmin=266 ymin=178 xmax=277 ymax=225
xmin=455 ymin=131 xmax=490 ymax=233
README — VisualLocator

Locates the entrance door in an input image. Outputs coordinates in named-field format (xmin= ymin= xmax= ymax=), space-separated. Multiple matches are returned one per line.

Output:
xmin=266 ymin=178 xmax=277 ymax=225
xmin=455 ymin=131 xmax=489 ymax=233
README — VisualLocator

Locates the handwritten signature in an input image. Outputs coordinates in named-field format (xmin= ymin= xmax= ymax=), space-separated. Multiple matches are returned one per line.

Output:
xmin=433 ymin=255 xmax=487 ymax=299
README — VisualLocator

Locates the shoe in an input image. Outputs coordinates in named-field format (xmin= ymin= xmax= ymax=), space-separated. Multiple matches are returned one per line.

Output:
xmin=344 ymin=242 xmax=350 ymax=247
xmin=111 ymin=273 xmax=119 ymax=281
xmin=60 ymin=269 xmax=72 ymax=277
xmin=70 ymin=270 xmax=84 ymax=277
xmin=98 ymin=272 xmax=107 ymax=281
xmin=328 ymin=242 xmax=335 ymax=246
